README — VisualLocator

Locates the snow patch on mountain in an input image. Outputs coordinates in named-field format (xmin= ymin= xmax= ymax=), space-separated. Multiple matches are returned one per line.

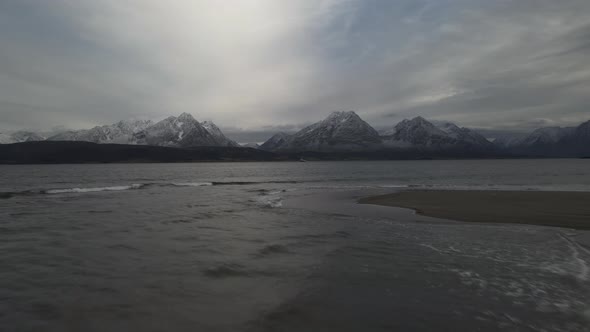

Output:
xmin=134 ymin=113 xmax=219 ymax=147
xmin=381 ymin=116 xmax=456 ymax=148
xmin=519 ymin=126 xmax=575 ymax=146
xmin=437 ymin=122 xmax=493 ymax=147
xmin=48 ymin=119 xmax=153 ymax=144
xmin=201 ymin=121 xmax=238 ymax=147
xmin=43 ymin=114 xmax=237 ymax=148
xmin=0 ymin=131 xmax=46 ymax=144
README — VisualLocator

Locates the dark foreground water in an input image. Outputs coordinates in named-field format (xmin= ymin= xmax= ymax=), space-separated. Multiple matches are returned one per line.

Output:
xmin=1 ymin=160 xmax=590 ymax=331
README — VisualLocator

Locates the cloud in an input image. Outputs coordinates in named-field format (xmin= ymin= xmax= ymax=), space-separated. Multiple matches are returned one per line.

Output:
xmin=1 ymin=0 xmax=589 ymax=134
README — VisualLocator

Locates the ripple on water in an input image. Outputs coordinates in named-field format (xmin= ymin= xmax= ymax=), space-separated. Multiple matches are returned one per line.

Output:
xmin=202 ymin=263 xmax=277 ymax=279
xmin=257 ymin=244 xmax=290 ymax=257
xmin=202 ymin=263 xmax=250 ymax=278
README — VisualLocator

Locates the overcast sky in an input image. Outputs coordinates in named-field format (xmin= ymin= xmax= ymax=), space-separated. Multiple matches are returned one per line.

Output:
xmin=1 ymin=0 xmax=590 ymax=141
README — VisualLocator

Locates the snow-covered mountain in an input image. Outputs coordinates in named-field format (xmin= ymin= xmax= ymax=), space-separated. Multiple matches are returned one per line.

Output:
xmin=133 ymin=113 xmax=220 ymax=147
xmin=437 ymin=122 xmax=493 ymax=148
xmin=267 ymin=111 xmax=382 ymax=152
xmin=517 ymin=126 xmax=575 ymax=147
xmin=494 ymin=121 xmax=590 ymax=156
xmin=201 ymin=121 xmax=238 ymax=147
xmin=261 ymin=114 xmax=497 ymax=152
xmin=381 ymin=116 xmax=455 ymax=148
xmin=4 ymin=111 xmax=589 ymax=156
xmin=574 ymin=120 xmax=590 ymax=141
xmin=259 ymin=132 xmax=291 ymax=151
xmin=49 ymin=120 xmax=153 ymax=144
xmin=0 ymin=131 xmax=46 ymax=144
xmin=0 ymin=132 xmax=10 ymax=144
xmin=553 ymin=120 xmax=590 ymax=156
xmin=380 ymin=117 xmax=494 ymax=149
xmin=381 ymin=117 xmax=492 ymax=149
xmin=493 ymin=126 xmax=576 ymax=150
xmin=42 ymin=114 xmax=236 ymax=148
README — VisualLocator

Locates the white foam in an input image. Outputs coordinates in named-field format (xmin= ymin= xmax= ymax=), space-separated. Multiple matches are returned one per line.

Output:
xmin=45 ymin=184 xmax=143 ymax=194
xmin=307 ymin=185 xmax=372 ymax=190
xmin=267 ymin=190 xmax=286 ymax=195
xmin=558 ymin=233 xmax=589 ymax=281
xmin=171 ymin=182 xmax=213 ymax=187
xmin=256 ymin=194 xmax=283 ymax=208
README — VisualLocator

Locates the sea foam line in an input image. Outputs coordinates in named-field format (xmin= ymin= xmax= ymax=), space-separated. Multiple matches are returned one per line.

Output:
xmin=558 ymin=233 xmax=589 ymax=281
xmin=171 ymin=182 xmax=213 ymax=187
xmin=44 ymin=184 xmax=144 ymax=194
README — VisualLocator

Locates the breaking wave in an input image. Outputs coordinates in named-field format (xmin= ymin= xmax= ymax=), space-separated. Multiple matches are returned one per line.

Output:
xmin=254 ymin=188 xmax=289 ymax=208
xmin=170 ymin=182 xmax=213 ymax=187
xmin=44 ymin=184 xmax=144 ymax=194
xmin=1 ymin=180 xmax=299 ymax=200
xmin=257 ymin=195 xmax=283 ymax=208
xmin=211 ymin=180 xmax=298 ymax=186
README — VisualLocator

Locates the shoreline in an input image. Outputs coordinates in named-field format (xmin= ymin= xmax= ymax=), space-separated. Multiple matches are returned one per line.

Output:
xmin=359 ymin=190 xmax=590 ymax=230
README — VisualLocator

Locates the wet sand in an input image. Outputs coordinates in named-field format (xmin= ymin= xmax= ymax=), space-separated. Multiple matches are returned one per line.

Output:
xmin=359 ymin=190 xmax=590 ymax=230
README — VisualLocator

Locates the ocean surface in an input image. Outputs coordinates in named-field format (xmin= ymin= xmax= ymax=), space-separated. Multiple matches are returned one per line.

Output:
xmin=1 ymin=159 xmax=590 ymax=331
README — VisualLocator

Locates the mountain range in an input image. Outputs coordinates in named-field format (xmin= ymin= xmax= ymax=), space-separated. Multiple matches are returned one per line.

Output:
xmin=259 ymin=111 xmax=589 ymax=157
xmin=1 ymin=113 xmax=237 ymax=148
xmin=260 ymin=111 xmax=495 ymax=154
xmin=497 ymin=121 xmax=590 ymax=157
xmin=1 ymin=111 xmax=589 ymax=158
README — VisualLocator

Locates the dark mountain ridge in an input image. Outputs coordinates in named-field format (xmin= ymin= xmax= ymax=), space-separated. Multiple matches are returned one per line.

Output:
xmin=0 ymin=141 xmax=281 ymax=164
xmin=3 ymin=111 xmax=589 ymax=161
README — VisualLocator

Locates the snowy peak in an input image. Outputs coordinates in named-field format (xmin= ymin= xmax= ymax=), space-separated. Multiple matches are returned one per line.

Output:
xmin=48 ymin=118 xmax=155 ymax=144
xmin=115 ymin=119 xmax=154 ymax=134
xmin=394 ymin=116 xmax=442 ymax=133
xmin=384 ymin=116 xmax=453 ymax=147
xmin=44 ymin=113 xmax=236 ymax=148
xmin=10 ymin=131 xmax=45 ymax=143
xmin=381 ymin=117 xmax=492 ymax=149
xmin=177 ymin=112 xmax=196 ymax=124
xmin=132 ymin=113 xmax=237 ymax=148
xmin=438 ymin=122 xmax=462 ymax=135
xmin=4 ymin=112 xmax=589 ymax=156
xmin=134 ymin=113 xmax=220 ymax=147
xmin=0 ymin=132 xmax=11 ymax=144
xmin=437 ymin=122 xmax=493 ymax=147
xmin=323 ymin=111 xmax=360 ymax=123
xmin=262 ymin=114 xmax=496 ymax=152
xmin=270 ymin=111 xmax=381 ymax=151
xmin=0 ymin=131 xmax=45 ymax=144
xmin=260 ymin=132 xmax=291 ymax=151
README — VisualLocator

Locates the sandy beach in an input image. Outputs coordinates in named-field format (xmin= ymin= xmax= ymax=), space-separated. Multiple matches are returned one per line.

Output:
xmin=359 ymin=190 xmax=590 ymax=230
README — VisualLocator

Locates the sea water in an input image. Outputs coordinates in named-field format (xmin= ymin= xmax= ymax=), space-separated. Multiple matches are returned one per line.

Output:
xmin=1 ymin=159 xmax=590 ymax=331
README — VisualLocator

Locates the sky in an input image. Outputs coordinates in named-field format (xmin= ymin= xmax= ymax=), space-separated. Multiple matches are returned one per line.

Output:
xmin=1 ymin=0 xmax=590 ymax=142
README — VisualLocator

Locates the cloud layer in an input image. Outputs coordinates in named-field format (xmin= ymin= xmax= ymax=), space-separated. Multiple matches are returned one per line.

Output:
xmin=1 ymin=0 xmax=589 ymax=138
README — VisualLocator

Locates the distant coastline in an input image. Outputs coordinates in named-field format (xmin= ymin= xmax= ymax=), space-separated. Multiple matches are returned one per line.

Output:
xmin=0 ymin=141 xmax=577 ymax=164
xmin=0 ymin=141 xmax=283 ymax=164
